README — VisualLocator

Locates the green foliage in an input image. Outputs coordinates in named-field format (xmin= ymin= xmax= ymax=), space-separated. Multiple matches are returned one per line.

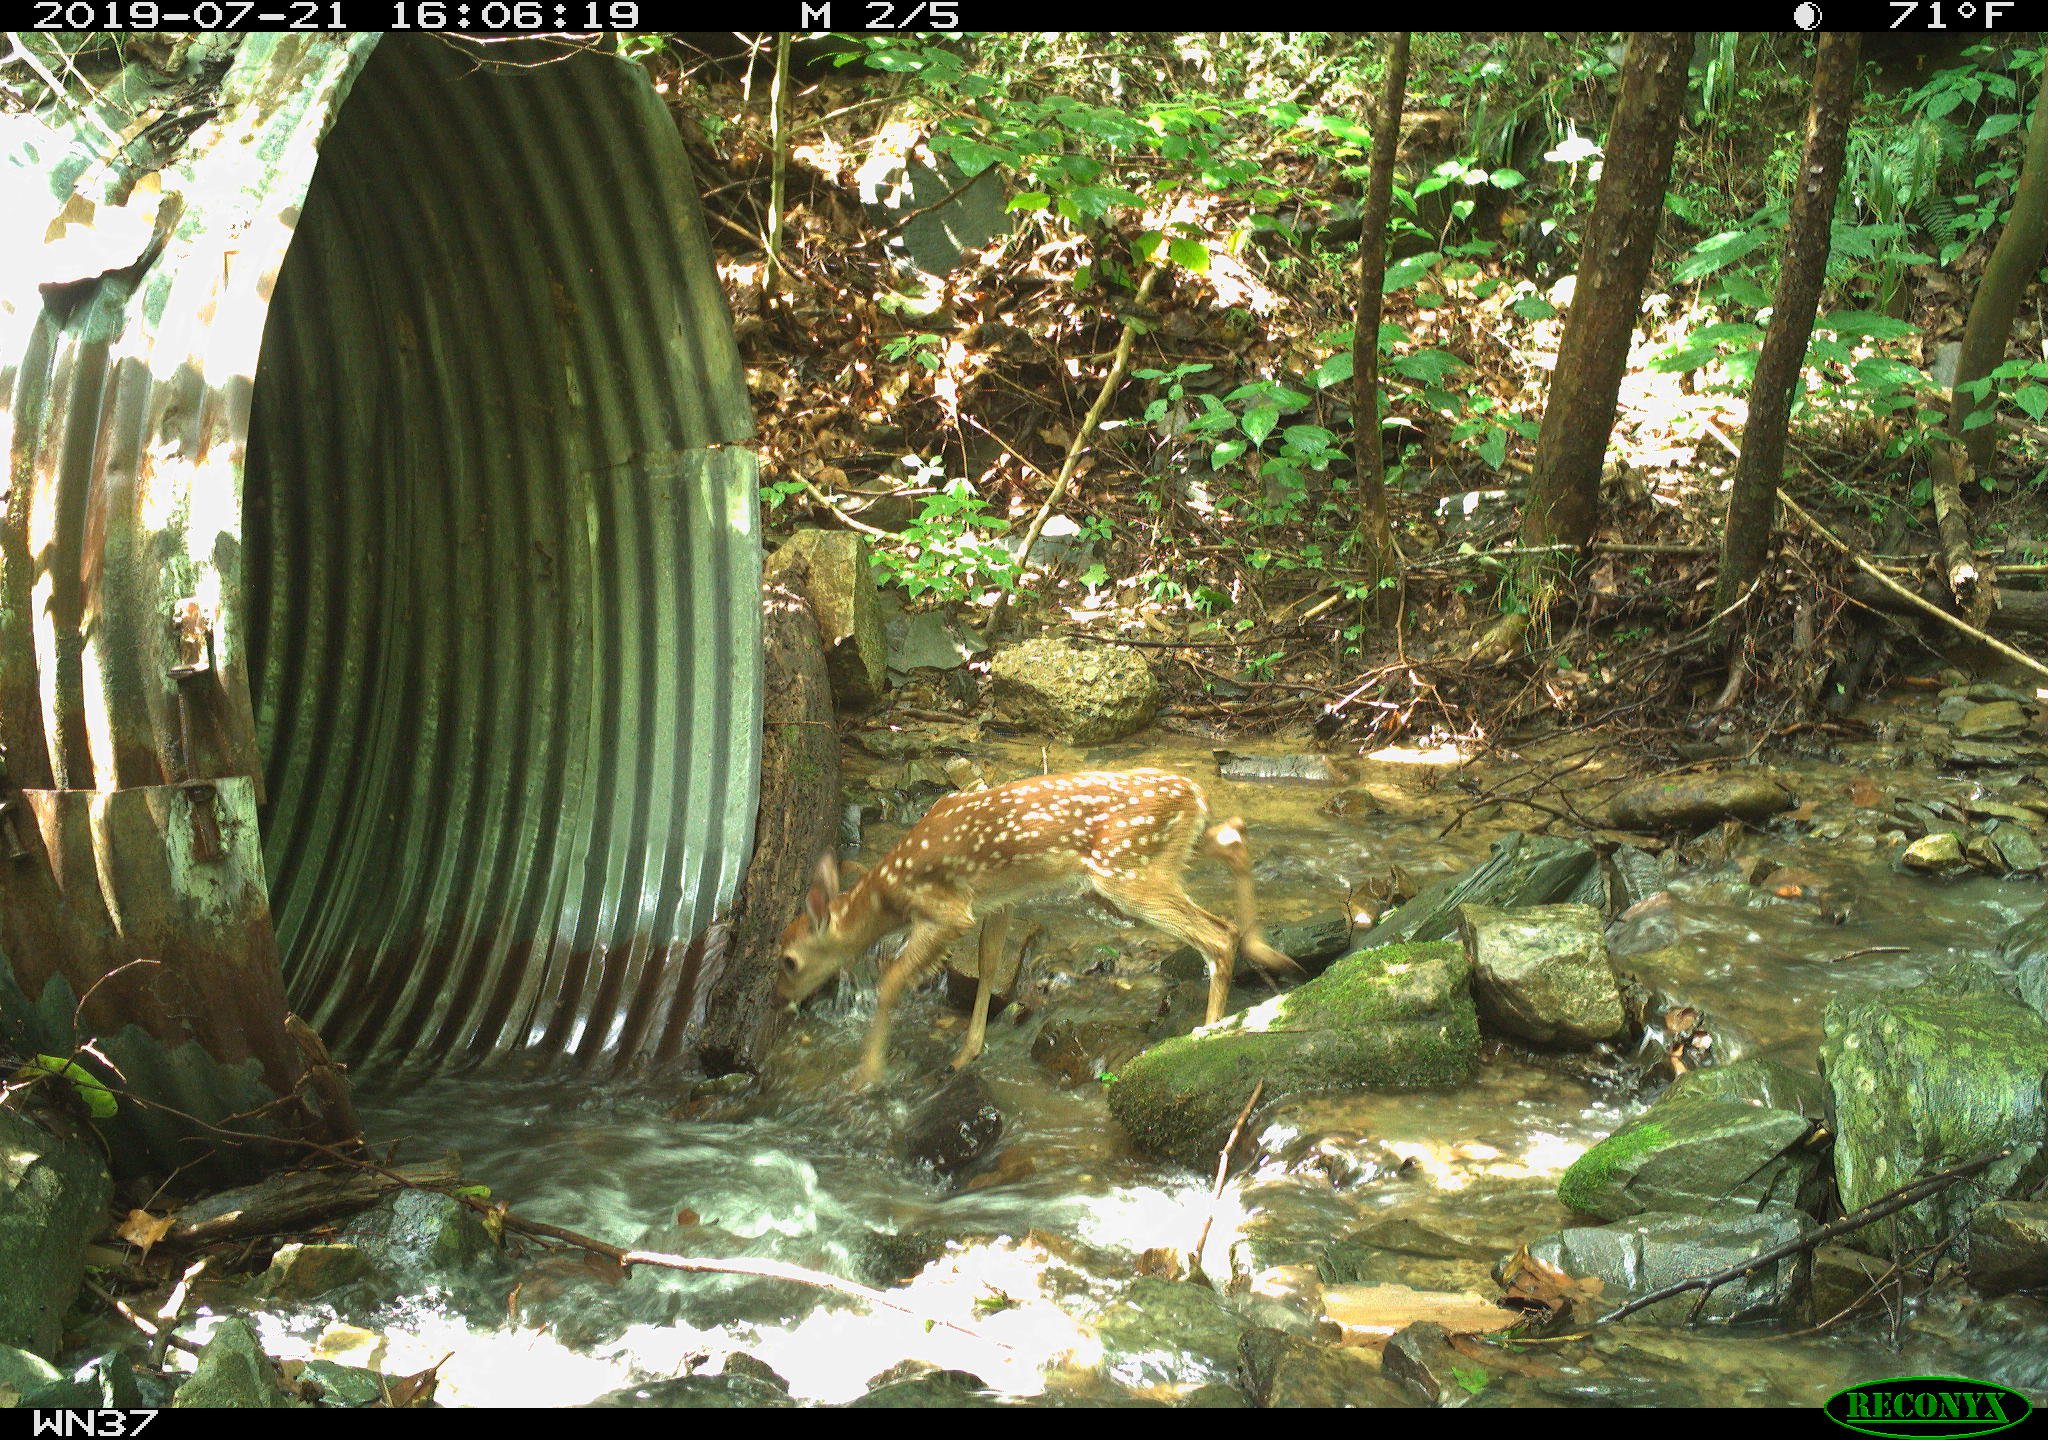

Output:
xmin=881 ymin=332 xmax=945 ymax=371
xmin=19 ymin=1054 xmax=118 ymax=1118
xmin=865 ymin=464 xmax=1024 ymax=602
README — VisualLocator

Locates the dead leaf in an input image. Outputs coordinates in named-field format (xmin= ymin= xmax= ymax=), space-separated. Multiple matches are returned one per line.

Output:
xmin=1848 ymin=777 xmax=1883 ymax=808
xmin=385 ymin=1355 xmax=450 ymax=1408
xmin=117 ymin=1207 xmax=175 ymax=1261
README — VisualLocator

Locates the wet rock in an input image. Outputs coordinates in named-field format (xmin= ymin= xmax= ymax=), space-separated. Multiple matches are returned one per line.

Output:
xmin=1359 ymin=833 xmax=1602 ymax=947
xmin=1459 ymin=903 xmax=1625 ymax=1046
xmin=1107 ymin=942 xmax=1479 ymax=1167
xmin=341 ymin=1189 xmax=499 ymax=1287
xmin=851 ymin=1228 xmax=950 ymax=1287
xmin=0 ymin=1109 xmax=112 ymax=1358
xmin=1216 ymin=752 xmax=1341 ymax=785
xmin=0 ymin=1343 xmax=61 ymax=1401
xmin=586 ymin=1374 xmax=794 ymax=1407
xmin=1606 ymin=845 xmax=1670 ymax=911
xmin=1607 ymin=772 xmax=1795 ymax=832
xmin=1666 ymin=1055 xmax=1827 ymax=1118
xmin=1968 ymin=1201 xmax=2048 ymax=1296
xmin=1821 ymin=964 xmax=2048 ymax=1258
xmin=902 ymin=1071 xmax=1004 ymax=1178
xmin=293 ymin=1361 xmax=390 ymax=1409
xmin=1947 ymin=739 xmax=2045 ymax=767
xmin=1556 ymin=1058 xmax=1826 ymax=1221
xmin=1902 ymin=832 xmax=1969 ymax=873
xmin=1517 ymin=1203 xmax=1814 ymax=1324
xmin=764 ymin=529 xmax=889 ymax=710
xmin=850 ymin=1369 xmax=1000 ymax=1407
xmin=1382 ymin=1321 xmax=1496 ymax=1404
xmin=1097 ymin=1278 xmax=1251 ymax=1389
xmin=1030 ymin=1018 xmax=1151 ymax=1086
xmin=1956 ymin=701 xmax=2029 ymax=738
xmin=258 ymin=1242 xmax=374 ymax=1302
xmin=1997 ymin=904 xmax=2048 ymax=1020
xmin=172 ymin=1318 xmax=291 ymax=1409
xmin=1809 ymin=1243 xmax=1907 ymax=1324
xmin=1991 ymin=825 xmax=2046 ymax=874
xmin=1268 ymin=912 xmax=1356 ymax=973
xmin=1237 ymin=1328 xmax=1413 ymax=1408
xmin=18 ymin=1350 xmax=164 ymax=1410
xmin=1320 ymin=788 xmax=1387 ymax=821
xmin=721 ymin=1353 xmax=790 ymax=1391
xmin=989 ymin=637 xmax=1159 ymax=744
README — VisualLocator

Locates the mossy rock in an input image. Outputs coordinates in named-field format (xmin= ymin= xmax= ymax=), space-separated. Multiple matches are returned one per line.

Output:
xmin=1106 ymin=942 xmax=1478 ymax=1166
xmin=1557 ymin=1057 xmax=1827 ymax=1221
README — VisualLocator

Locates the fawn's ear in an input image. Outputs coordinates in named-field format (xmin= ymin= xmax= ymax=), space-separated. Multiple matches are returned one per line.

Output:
xmin=806 ymin=855 xmax=840 ymax=928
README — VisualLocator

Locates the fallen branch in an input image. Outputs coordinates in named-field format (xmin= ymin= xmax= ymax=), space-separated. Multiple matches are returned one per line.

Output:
xmin=1596 ymin=1144 xmax=2013 ymax=1326
xmin=1775 ymin=488 xmax=2048 ymax=685
xmin=1189 ymin=1080 xmax=1264 ymax=1283
xmin=165 ymin=1156 xmax=463 ymax=1245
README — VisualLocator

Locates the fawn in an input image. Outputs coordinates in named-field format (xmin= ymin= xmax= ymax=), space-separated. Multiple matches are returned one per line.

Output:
xmin=775 ymin=767 xmax=1298 ymax=1084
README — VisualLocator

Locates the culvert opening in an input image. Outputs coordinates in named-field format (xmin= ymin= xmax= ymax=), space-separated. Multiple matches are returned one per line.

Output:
xmin=241 ymin=37 xmax=761 ymax=1075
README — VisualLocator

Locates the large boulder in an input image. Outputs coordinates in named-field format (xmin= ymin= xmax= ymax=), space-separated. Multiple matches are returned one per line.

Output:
xmin=1557 ymin=1058 xmax=1828 ymax=1221
xmin=764 ymin=529 xmax=888 ymax=710
xmin=989 ymin=636 xmax=1160 ymax=744
xmin=0 ymin=1110 xmax=111 ymax=1358
xmin=1106 ymin=942 xmax=1479 ymax=1167
xmin=1459 ymin=903 xmax=1625 ymax=1046
xmin=1820 ymin=963 xmax=2048 ymax=1257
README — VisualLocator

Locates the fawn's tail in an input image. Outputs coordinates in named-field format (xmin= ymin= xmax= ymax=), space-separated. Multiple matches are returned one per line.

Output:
xmin=1203 ymin=818 xmax=1302 ymax=975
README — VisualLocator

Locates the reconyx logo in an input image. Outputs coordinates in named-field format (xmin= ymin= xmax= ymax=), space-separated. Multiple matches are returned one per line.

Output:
xmin=1825 ymin=1376 xmax=2033 ymax=1439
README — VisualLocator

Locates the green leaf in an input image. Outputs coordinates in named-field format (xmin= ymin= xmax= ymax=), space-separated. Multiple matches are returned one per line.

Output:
xmin=1007 ymin=192 xmax=1052 ymax=213
xmin=1313 ymin=351 xmax=1355 ymax=388
xmin=22 ymin=1055 xmax=118 ymax=1118
xmin=1384 ymin=251 xmax=1440 ymax=293
xmin=1168 ymin=237 xmax=1211 ymax=273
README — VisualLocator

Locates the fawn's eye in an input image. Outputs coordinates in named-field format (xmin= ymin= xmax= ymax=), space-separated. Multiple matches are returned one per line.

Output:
xmin=780 ymin=954 xmax=800 ymax=975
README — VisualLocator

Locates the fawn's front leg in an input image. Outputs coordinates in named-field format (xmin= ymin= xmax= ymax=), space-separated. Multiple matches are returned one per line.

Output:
xmin=952 ymin=908 xmax=1012 ymax=1071
xmin=860 ymin=907 xmax=972 ymax=1086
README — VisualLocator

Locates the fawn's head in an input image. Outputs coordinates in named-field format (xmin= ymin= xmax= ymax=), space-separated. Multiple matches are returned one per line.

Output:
xmin=776 ymin=855 xmax=868 ymax=1005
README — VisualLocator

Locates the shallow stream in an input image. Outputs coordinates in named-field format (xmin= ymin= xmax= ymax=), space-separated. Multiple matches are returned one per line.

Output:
xmin=239 ymin=698 xmax=2048 ymax=1406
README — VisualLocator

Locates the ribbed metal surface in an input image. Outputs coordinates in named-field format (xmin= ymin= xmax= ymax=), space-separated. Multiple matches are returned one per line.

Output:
xmin=0 ymin=32 xmax=763 ymax=1115
xmin=246 ymin=37 xmax=761 ymax=1072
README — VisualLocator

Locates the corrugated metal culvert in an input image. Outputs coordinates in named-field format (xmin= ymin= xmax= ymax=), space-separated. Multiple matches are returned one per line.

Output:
xmin=0 ymin=33 xmax=763 ymax=1174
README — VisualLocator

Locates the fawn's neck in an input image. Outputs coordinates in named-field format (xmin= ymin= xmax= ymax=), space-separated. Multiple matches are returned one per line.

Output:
xmin=830 ymin=871 xmax=904 ymax=949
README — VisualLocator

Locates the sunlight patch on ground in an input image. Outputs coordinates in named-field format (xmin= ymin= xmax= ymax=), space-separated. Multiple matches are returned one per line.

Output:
xmin=1364 ymin=740 xmax=1473 ymax=766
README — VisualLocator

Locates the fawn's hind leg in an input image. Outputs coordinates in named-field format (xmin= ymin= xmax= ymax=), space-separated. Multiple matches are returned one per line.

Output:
xmin=952 ymin=908 xmax=1011 ymax=1071
xmin=1091 ymin=872 xmax=1240 ymax=1025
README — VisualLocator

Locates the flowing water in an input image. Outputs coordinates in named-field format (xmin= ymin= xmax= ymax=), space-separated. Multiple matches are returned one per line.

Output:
xmin=230 ymin=699 xmax=2048 ymax=1407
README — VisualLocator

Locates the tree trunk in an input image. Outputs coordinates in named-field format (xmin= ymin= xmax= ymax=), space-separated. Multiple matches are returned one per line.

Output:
xmin=1951 ymin=62 xmax=2048 ymax=474
xmin=1714 ymin=33 xmax=1861 ymax=631
xmin=695 ymin=577 xmax=841 ymax=1075
xmin=1522 ymin=32 xmax=1691 ymax=555
xmin=1351 ymin=32 xmax=1410 ymax=626
xmin=1475 ymin=32 xmax=1690 ymax=661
